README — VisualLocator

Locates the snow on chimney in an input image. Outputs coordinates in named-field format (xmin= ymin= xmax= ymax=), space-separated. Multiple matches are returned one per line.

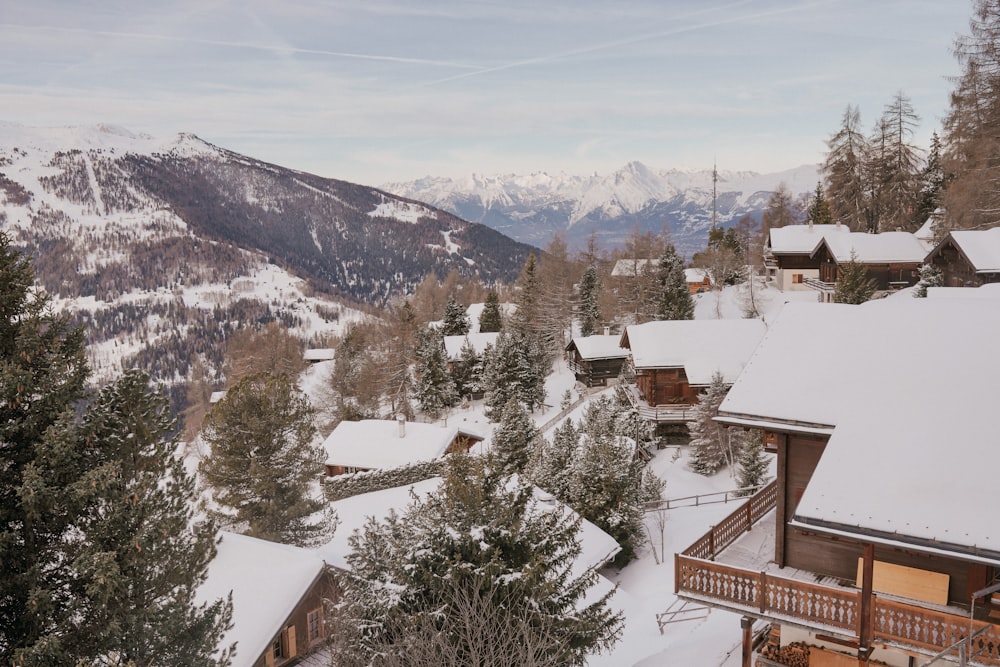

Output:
xmin=397 ymin=413 xmax=406 ymax=438
xmin=603 ymin=325 xmax=611 ymax=336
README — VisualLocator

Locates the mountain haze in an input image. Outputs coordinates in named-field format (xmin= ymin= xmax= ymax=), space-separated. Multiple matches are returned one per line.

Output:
xmin=385 ymin=162 xmax=819 ymax=256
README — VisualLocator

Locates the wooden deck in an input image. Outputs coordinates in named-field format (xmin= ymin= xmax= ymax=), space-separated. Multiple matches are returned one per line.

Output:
xmin=674 ymin=483 xmax=1000 ymax=665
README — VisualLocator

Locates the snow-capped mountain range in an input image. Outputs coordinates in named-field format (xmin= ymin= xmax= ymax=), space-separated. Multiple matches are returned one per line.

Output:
xmin=385 ymin=161 xmax=819 ymax=256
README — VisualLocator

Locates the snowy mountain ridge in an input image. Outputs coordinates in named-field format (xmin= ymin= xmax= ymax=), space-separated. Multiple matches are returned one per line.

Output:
xmin=385 ymin=161 xmax=819 ymax=255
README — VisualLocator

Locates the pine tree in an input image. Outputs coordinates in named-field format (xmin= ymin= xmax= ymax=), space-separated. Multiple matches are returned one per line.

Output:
xmin=735 ymin=429 xmax=770 ymax=496
xmin=199 ymin=372 xmax=332 ymax=546
xmin=35 ymin=371 xmax=233 ymax=666
xmin=529 ymin=419 xmax=579 ymax=502
xmin=0 ymin=232 xmax=90 ymax=663
xmin=689 ymin=372 xmax=740 ymax=476
xmin=913 ymin=131 xmax=945 ymax=229
xmin=806 ymin=182 xmax=833 ymax=226
xmin=511 ymin=252 xmax=541 ymax=336
xmin=491 ymin=397 xmax=542 ymax=476
xmin=332 ymin=454 xmax=622 ymax=667
xmin=576 ymin=264 xmax=602 ymax=337
xmin=655 ymin=245 xmax=695 ymax=321
xmin=869 ymin=92 xmax=923 ymax=232
xmin=478 ymin=290 xmax=503 ymax=333
xmin=440 ymin=295 xmax=471 ymax=336
xmin=481 ymin=330 xmax=547 ymax=419
xmin=822 ymin=105 xmax=869 ymax=231
xmin=451 ymin=336 xmax=483 ymax=400
xmin=833 ymin=250 xmax=878 ymax=304
xmin=912 ymin=263 xmax=944 ymax=298
xmin=414 ymin=327 xmax=457 ymax=419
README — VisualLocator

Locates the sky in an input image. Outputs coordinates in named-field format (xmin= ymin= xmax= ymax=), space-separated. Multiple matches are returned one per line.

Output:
xmin=0 ymin=0 xmax=974 ymax=186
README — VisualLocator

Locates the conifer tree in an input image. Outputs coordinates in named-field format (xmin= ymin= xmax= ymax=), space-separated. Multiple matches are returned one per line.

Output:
xmin=530 ymin=419 xmax=579 ymax=502
xmin=451 ymin=336 xmax=483 ymax=400
xmin=200 ymin=372 xmax=332 ymax=546
xmin=822 ymin=105 xmax=869 ymax=231
xmin=655 ymin=245 xmax=695 ymax=321
xmin=478 ymin=290 xmax=503 ymax=333
xmin=735 ymin=429 xmax=770 ymax=496
xmin=689 ymin=372 xmax=742 ymax=476
xmin=914 ymin=131 xmax=945 ymax=229
xmin=806 ymin=182 xmax=833 ymax=226
xmin=37 ymin=371 xmax=233 ymax=666
xmin=576 ymin=264 xmax=602 ymax=336
xmin=511 ymin=252 xmax=541 ymax=335
xmin=912 ymin=263 xmax=944 ymax=298
xmin=481 ymin=329 xmax=547 ymax=419
xmin=440 ymin=295 xmax=471 ymax=336
xmin=332 ymin=454 xmax=622 ymax=667
xmin=0 ymin=232 xmax=90 ymax=663
xmin=491 ymin=397 xmax=543 ymax=476
xmin=414 ymin=327 xmax=457 ymax=419
xmin=833 ymin=251 xmax=878 ymax=304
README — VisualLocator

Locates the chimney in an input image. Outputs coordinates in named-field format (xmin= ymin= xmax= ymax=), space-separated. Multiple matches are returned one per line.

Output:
xmin=397 ymin=413 xmax=406 ymax=438
xmin=603 ymin=325 xmax=611 ymax=336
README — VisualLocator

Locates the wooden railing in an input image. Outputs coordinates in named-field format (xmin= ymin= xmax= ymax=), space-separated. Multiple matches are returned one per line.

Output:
xmin=673 ymin=483 xmax=1000 ymax=664
xmin=636 ymin=404 xmax=695 ymax=423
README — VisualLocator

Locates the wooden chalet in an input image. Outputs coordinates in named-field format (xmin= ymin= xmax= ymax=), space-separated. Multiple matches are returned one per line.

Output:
xmin=197 ymin=532 xmax=335 ymax=667
xmin=321 ymin=418 xmax=483 ymax=476
xmin=925 ymin=228 xmax=1000 ymax=288
xmin=765 ymin=224 xmax=850 ymax=292
xmin=685 ymin=268 xmax=713 ymax=294
xmin=303 ymin=348 xmax=335 ymax=363
xmin=618 ymin=319 xmax=765 ymax=424
xmin=672 ymin=300 xmax=1000 ymax=667
xmin=564 ymin=334 xmax=630 ymax=387
xmin=809 ymin=231 xmax=926 ymax=301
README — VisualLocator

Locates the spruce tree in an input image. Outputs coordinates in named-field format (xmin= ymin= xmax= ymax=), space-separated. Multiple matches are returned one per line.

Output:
xmin=735 ymin=429 xmax=770 ymax=496
xmin=478 ymin=290 xmax=503 ymax=333
xmin=440 ymin=295 xmax=471 ymax=336
xmin=511 ymin=252 xmax=541 ymax=335
xmin=0 ymin=232 xmax=89 ymax=663
xmin=655 ymin=245 xmax=695 ymax=321
xmin=576 ymin=264 xmax=602 ymax=337
xmin=481 ymin=329 xmax=547 ymax=419
xmin=529 ymin=419 xmax=579 ymax=502
xmin=451 ymin=336 xmax=482 ymax=401
xmin=37 ymin=371 xmax=233 ymax=666
xmin=414 ymin=327 xmax=457 ymax=419
xmin=806 ymin=182 xmax=833 ymax=226
xmin=913 ymin=263 xmax=944 ymax=298
xmin=689 ymin=372 xmax=740 ymax=476
xmin=332 ymin=454 xmax=623 ymax=667
xmin=491 ymin=397 xmax=542 ymax=476
xmin=199 ymin=372 xmax=332 ymax=546
xmin=833 ymin=250 xmax=878 ymax=304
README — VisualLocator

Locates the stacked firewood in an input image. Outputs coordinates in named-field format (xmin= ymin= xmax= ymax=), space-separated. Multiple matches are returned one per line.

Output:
xmin=757 ymin=641 xmax=810 ymax=667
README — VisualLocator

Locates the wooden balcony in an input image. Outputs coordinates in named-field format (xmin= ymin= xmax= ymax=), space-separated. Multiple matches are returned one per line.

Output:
xmin=674 ymin=483 xmax=1000 ymax=664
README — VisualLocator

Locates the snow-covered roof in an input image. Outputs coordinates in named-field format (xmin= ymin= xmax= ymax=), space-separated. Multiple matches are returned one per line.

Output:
xmin=927 ymin=283 xmax=1000 ymax=299
xmin=684 ymin=268 xmax=710 ymax=284
xmin=196 ymin=532 xmax=326 ymax=667
xmin=621 ymin=319 xmax=767 ymax=385
xmin=718 ymin=298 xmax=1000 ymax=562
xmin=315 ymin=477 xmax=620 ymax=585
xmin=443 ymin=332 xmax=499 ymax=360
xmin=946 ymin=228 xmax=1000 ymax=273
xmin=566 ymin=335 xmax=630 ymax=361
xmin=209 ymin=390 xmax=227 ymax=404
xmin=322 ymin=419 xmax=481 ymax=470
xmin=768 ymin=224 xmax=849 ymax=254
xmin=303 ymin=348 xmax=335 ymax=362
xmin=817 ymin=231 xmax=927 ymax=264
xmin=611 ymin=259 xmax=655 ymax=276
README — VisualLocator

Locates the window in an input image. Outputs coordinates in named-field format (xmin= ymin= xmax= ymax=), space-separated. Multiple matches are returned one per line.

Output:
xmin=792 ymin=273 xmax=803 ymax=284
xmin=307 ymin=608 xmax=323 ymax=643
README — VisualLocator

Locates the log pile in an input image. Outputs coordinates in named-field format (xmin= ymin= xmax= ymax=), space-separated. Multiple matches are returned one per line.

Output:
xmin=757 ymin=641 xmax=809 ymax=667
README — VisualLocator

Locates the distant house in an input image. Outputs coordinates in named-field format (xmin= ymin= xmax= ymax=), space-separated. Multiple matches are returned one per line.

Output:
xmin=464 ymin=302 xmax=517 ymax=333
xmin=924 ymin=227 xmax=1000 ymax=287
xmin=764 ymin=224 xmax=850 ymax=291
xmin=303 ymin=348 xmax=335 ymax=363
xmin=674 ymin=299 xmax=1000 ymax=667
xmin=809 ymin=230 xmax=926 ymax=300
xmin=684 ymin=268 xmax=712 ymax=294
xmin=618 ymin=318 xmax=766 ymax=424
xmin=442 ymin=332 xmax=499 ymax=366
xmin=197 ymin=532 xmax=334 ymax=667
xmin=564 ymin=335 xmax=630 ymax=387
xmin=321 ymin=418 xmax=484 ymax=476
xmin=610 ymin=258 xmax=656 ymax=277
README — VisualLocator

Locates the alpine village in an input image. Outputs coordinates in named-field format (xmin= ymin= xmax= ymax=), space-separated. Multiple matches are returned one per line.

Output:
xmin=3 ymin=3 xmax=1000 ymax=667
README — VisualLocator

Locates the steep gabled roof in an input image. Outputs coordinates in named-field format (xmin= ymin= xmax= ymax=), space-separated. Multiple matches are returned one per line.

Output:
xmin=718 ymin=298 xmax=1000 ymax=563
xmin=322 ymin=419 xmax=482 ymax=470
xmin=620 ymin=319 xmax=766 ymax=385
xmin=768 ymin=224 xmax=849 ymax=255
xmin=932 ymin=228 xmax=1000 ymax=273
xmin=565 ymin=334 xmax=630 ymax=361
xmin=196 ymin=532 xmax=327 ymax=667
xmin=611 ymin=258 xmax=655 ymax=276
xmin=815 ymin=230 xmax=927 ymax=264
